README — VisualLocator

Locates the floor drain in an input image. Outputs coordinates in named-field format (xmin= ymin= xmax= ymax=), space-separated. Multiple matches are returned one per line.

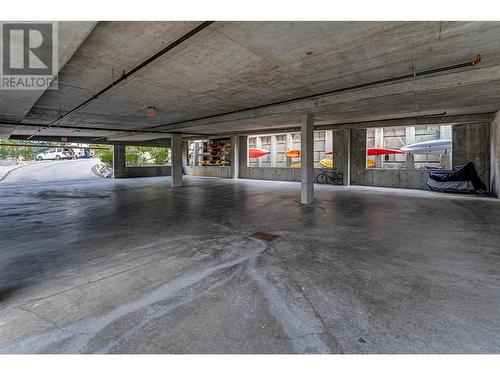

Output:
xmin=250 ymin=231 xmax=280 ymax=241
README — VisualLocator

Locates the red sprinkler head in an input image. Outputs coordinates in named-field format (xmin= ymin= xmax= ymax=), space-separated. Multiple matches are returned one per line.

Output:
xmin=471 ymin=55 xmax=481 ymax=66
xmin=146 ymin=106 xmax=156 ymax=118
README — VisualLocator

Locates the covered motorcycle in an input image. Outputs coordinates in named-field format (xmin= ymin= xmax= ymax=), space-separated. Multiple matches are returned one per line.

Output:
xmin=426 ymin=162 xmax=487 ymax=193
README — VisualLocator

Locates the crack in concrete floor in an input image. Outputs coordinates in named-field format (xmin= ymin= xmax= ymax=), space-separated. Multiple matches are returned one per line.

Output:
xmin=1 ymin=235 xmax=336 ymax=353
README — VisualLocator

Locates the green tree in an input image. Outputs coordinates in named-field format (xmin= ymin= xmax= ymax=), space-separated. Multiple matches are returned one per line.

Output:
xmin=153 ymin=148 xmax=169 ymax=165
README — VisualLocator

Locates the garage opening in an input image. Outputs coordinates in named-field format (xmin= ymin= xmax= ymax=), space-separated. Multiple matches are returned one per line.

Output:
xmin=0 ymin=139 xmax=110 ymax=184
xmin=247 ymin=130 xmax=334 ymax=169
xmin=366 ymin=125 xmax=453 ymax=169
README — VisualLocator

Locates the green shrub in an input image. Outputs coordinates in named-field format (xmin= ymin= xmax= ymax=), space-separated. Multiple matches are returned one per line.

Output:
xmin=154 ymin=148 xmax=169 ymax=165
xmin=125 ymin=152 xmax=139 ymax=166
xmin=100 ymin=151 xmax=113 ymax=166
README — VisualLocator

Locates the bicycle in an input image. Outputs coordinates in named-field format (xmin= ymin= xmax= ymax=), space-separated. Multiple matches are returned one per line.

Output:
xmin=316 ymin=167 xmax=343 ymax=185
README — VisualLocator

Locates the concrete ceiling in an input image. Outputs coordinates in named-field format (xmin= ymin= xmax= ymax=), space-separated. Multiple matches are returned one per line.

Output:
xmin=2 ymin=21 xmax=500 ymax=142
xmin=0 ymin=22 xmax=97 ymax=136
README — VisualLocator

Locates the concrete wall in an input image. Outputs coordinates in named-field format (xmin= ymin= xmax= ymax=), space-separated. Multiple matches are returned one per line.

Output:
xmin=112 ymin=145 xmax=171 ymax=179
xmin=241 ymin=167 xmax=326 ymax=182
xmin=452 ymin=122 xmax=490 ymax=188
xmin=491 ymin=112 xmax=500 ymax=197
xmin=359 ymin=169 xmax=429 ymax=189
xmin=185 ymin=166 xmax=232 ymax=178
xmin=114 ymin=166 xmax=171 ymax=178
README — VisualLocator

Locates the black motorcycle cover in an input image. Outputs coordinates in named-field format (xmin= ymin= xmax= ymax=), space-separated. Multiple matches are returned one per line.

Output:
xmin=427 ymin=162 xmax=487 ymax=193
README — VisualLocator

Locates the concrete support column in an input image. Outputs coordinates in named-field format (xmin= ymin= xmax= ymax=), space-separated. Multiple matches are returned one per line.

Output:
xmin=286 ymin=133 xmax=293 ymax=167
xmin=193 ymin=141 xmax=200 ymax=166
xmin=440 ymin=153 xmax=452 ymax=170
xmin=325 ymin=130 xmax=333 ymax=154
xmin=270 ymin=135 xmax=277 ymax=167
xmin=231 ymin=135 xmax=240 ymax=179
xmin=341 ymin=129 xmax=351 ymax=186
xmin=182 ymin=141 xmax=189 ymax=168
xmin=171 ymin=134 xmax=183 ymax=187
xmin=405 ymin=127 xmax=415 ymax=169
xmin=491 ymin=112 xmax=500 ymax=197
xmin=112 ymin=144 xmax=126 ymax=179
xmin=333 ymin=129 xmax=351 ymax=185
xmin=453 ymin=122 xmax=490 ymax=189
xmin=440 ymin=125 xmax=452 ymax=170
xmin=301 ymin=113 xmax=314 ymax=204
xmin=256 ymin=137 xmax=262 ymax=167
xmin=374 ymin=128 xmax=384 ymax=167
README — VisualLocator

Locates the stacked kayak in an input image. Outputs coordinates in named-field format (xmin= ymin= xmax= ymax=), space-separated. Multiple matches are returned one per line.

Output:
xmin=248 ymin=148 xmax=270 ymax=158
xmin=284 ymin=149 xmax=301 ymax=158
xmin=400 ymin=139 xmax=451 ymax=155
xmin=367 ymin=147 xmax=403 ymax=156
xmin=320 ymin=158 xmax=333 ymax=168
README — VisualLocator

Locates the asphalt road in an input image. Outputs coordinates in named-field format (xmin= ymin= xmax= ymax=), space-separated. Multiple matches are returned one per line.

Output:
xmin=0 ymin=159 xmax=100 ymax=185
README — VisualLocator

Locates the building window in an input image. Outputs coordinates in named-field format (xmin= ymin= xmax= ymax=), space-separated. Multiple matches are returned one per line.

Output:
xmin=366 ymin=125 xmax=452 ymax=169
xmin=247 ymin=130 xmax=333 ymax=168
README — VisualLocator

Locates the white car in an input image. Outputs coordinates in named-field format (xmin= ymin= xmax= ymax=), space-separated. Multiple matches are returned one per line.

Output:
xmin=73 ymin=148 xmax=95 ymax=158
xmin=36 ymin=148 xmax=75 ymax=161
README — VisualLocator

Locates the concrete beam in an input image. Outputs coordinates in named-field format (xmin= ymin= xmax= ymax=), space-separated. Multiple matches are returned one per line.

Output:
xmin=319 ymin=113 xmax=495 ymax=131
xmin=0 ymin=125 xmax=17 ymax=139
xmin=301 ymin=114 xmax=314 ymax=204
xmin=171 ymin=134 xmax=183 ymax=187
xmin=210 ymin=113 xmax=495 ymax=138
xmin=154 ymin=67 xmax=500 ymax=132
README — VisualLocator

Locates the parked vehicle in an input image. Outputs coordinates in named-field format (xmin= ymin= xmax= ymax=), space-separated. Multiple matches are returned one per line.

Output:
xmin=36 ymin=148 xmax=74 ymax=161
xmin=72 ymin=147 xmax=95 ymax=158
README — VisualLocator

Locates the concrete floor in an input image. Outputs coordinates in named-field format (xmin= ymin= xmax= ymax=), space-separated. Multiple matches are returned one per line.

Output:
xmin=0 ymin=168 xmax=499 ymax=353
